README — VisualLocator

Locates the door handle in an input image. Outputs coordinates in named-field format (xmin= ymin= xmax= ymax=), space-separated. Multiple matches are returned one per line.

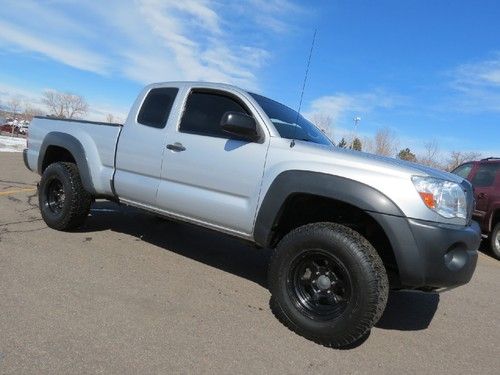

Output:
xmin=166 ymin=142 xmax=186 ymax=152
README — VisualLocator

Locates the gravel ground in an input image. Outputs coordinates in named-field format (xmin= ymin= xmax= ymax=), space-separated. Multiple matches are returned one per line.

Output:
xmin=0 ymin=152 xmax=499 ymax=374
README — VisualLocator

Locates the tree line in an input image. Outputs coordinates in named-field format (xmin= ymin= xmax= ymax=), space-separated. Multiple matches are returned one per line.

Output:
xmin=0 ymin=91 xmax=116 ymax=123
xmin=313 ymin=116 xmax=481 ymax=172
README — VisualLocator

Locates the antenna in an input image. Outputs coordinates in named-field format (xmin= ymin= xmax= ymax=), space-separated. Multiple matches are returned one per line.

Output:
xmin=290 ymin=29 xmax=317 ymax=148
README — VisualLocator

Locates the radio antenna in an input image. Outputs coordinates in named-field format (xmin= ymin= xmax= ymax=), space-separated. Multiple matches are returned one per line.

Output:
xmin=291 ymin=28 xmax=317 ymax=148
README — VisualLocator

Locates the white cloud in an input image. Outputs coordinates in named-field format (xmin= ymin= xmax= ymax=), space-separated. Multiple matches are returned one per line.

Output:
xmin=0 ymin=0 xmax=300 ymax=120
xmin=0 ymin=82 xmax=40 ymax=104
xmin=305 ymin=89 xmax=403 ymax=124
xmin=248 ymin=0 xmax=304 ymax=33
xmin=453 ymin=53 xmax=500 ymax=88
xmin=449 ymin=53 xmax=500 ymax=112
xmin=0 ymin=0 xmax=295 ymax=90
xmin=0 ymin=20 xmax=109 ymax=74
xmin=134 ymin=0 xmax=269 ymax=88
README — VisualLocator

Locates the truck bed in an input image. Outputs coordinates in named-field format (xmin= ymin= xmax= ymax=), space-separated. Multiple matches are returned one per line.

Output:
xmin=26 ymin=116 xmax=123 ymax=196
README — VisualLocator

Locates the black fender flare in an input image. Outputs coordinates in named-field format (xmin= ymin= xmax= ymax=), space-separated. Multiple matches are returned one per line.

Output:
xmin=38 ymin=132 xmax=96 ymax=194
xmin=254 ymin=170 xmax=404 ymax=247
xmin=253 ymin=170 xmax=427 ymax=285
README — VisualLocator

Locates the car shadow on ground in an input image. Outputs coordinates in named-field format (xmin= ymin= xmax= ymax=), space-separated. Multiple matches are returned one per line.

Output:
xmin=80 ymin=201 xmax=440 ymax=336
xmin=376 ymin=291 xmax=439 ymax=331
xmin=81 ymin=201 xmax=271 ymax=288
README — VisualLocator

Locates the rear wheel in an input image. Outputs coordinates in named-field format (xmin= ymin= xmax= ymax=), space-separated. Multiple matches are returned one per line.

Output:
xmin=268 ymin=222 xmax=388 ymax=348
xmin=39 ymin=162 xmax=92 ymax=231
xmin=490 ymin=223 xmax=500 ymax=260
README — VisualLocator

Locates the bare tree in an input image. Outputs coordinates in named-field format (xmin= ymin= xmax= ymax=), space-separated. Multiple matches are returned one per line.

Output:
xmin=105 ymin=113 xmax=115 ymax=123
xmin=7 ymin=97 xmax=22 ymax=136
xmin=373 ymin=128 xmax=398 ymax=156
xmin=42 ymin=90 xmax=89 ymax=119
xmin=361 ymin=136 xmax=374 ymax=154
xmin=446 ymin=151 xmax=482 ymax=171
xmin=22 ymin=102 xmax=44 ymax=122
xmin=8 ymin=97 xmax=21 ymax=117
xmin=418 ymin=140 xmax=441 ymax=168
xmin=311 ymin=113 xmax=333 ymax=140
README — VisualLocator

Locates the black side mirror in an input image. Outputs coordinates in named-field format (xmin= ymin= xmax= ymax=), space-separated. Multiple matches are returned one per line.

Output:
xmin=220 ymin=111 xmax=259 ymax=141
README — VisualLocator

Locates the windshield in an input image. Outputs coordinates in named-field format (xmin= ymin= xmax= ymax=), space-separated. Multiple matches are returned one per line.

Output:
xmin=249 ymin=93 xmax=332 ymax=146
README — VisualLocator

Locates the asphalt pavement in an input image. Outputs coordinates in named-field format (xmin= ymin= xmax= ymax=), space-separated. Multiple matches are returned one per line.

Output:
xmin=0 ymin=152 xmax=498 ymax=374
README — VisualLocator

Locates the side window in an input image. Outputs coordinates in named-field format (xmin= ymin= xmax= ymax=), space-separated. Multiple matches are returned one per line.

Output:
xmin=179 ymin=91 xmax=249 ymax=138
xmin=137 ymin=87 xmax=179 ymax=128
xmin=452 ymin=163 xmax=473 ymax=179
xmin=471 ymin=164 xmax=500 ymax=187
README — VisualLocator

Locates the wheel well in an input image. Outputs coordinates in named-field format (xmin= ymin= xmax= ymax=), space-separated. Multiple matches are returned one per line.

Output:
xmin=269 ymin=193 xmax=400 ymax=286
xmin=492 ymin=210 xmax=500 ymax=230
xmin=41 ymin=146 xmax=76 ymax=172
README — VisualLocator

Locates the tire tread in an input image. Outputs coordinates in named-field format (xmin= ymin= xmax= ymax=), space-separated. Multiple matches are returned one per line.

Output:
xmin=39 ymin=162 xmax=92 ymax=231
xmin=268 ymin=222 xmax=389 ymax=348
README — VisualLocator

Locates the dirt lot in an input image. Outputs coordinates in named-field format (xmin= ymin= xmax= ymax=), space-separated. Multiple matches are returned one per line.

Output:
xmin=0 ymin=152 xmax=498 ymax=374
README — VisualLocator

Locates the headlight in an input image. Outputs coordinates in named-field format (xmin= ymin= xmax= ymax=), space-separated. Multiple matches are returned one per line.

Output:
xmin=411 ymin=176 xmax=467 ymax=219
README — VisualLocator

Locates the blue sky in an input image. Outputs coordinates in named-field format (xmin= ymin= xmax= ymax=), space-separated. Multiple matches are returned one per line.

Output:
xmin=0 ymin=0 xmax=499 ymax=157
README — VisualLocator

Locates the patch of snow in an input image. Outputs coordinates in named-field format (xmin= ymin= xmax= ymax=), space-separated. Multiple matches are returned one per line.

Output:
xmin=0 ymin=135 xmax=26 ymax=152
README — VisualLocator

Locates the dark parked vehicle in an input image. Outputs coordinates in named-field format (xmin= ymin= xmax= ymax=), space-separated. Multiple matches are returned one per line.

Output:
xmin=0 ymin=124 xmax=21 ymax=135
xmin=453 ymin=157 xmax=500 ymax=259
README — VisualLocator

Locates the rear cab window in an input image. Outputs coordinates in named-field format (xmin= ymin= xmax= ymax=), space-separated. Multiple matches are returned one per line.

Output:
xmin=137 ymin=87 xmax=179 ymax=128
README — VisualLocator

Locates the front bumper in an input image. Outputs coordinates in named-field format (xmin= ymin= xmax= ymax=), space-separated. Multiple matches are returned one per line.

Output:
xmin=407 ymin=219 xmax=479 ymax=290
xmin=370 ymin=213 xmax=480 ymax=290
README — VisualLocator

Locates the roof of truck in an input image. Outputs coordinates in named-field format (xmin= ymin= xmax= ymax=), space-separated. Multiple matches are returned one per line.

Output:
xmin=149 ymin=80 xmax=242 ymax=87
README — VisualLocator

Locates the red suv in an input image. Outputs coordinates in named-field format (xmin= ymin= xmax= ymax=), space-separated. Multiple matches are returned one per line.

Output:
xmin=453 ymin=157 xmax=500 ymax=259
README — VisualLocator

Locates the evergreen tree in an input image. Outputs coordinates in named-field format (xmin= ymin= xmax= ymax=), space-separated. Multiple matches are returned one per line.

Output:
xmin=337 ymin=137 xmax=348 ymax=148
xmin=351 ymin=137 xmax=362 ymax=151
xmin=397 ymin=148 xmax=417 ymax=162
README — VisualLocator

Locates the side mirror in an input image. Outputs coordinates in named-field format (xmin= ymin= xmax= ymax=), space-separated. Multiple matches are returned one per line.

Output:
xmin=220 ymin=111 xmax=259 ymax=141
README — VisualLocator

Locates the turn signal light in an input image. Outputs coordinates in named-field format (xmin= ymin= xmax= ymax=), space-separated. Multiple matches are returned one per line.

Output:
xmin=419 ymin=192 xmax=436 ymax=209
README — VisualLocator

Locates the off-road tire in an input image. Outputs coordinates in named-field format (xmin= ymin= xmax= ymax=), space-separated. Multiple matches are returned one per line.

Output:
xmin=39 ymin=162 xmax=92 ymax=231
xmin=268 ymin=222 xmax=389 ymax=348
xmin=490 ymin=223 xmax=500 ymax=260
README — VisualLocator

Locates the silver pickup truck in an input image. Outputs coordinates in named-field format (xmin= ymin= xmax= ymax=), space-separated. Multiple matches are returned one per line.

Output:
xmin=24 ymin=81 xmax=480 ymax=348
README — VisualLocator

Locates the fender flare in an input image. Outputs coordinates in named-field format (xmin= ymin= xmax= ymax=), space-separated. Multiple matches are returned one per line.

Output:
xmin=254 ymin=170 xmax=404 ymax=247
xmin=38 ymin=131 xmax=96 ymax=194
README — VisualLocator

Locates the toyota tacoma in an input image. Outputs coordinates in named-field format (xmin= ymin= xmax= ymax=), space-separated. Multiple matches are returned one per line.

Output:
xmin=24 ymin=81 xmax=480 ymax=347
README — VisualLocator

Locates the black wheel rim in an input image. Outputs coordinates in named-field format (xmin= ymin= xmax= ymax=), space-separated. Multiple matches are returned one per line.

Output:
xmin=46 ymin=178 xmax=65 ymax=214
xmin=287 ymin=250 xmax=352 ymax=321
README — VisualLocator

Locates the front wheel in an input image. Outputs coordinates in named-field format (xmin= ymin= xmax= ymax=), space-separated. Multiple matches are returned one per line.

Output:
xmin=490 ymin=223 xmax=500 ymax=260
xmin=268 ymin=222 xmax=389 ymax=348
xmin=39 ymin=162 xmax=92 ymax=231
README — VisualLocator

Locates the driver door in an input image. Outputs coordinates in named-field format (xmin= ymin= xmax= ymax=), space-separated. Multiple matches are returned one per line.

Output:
xmin=156 ymin=88 xmax=270 ymax=236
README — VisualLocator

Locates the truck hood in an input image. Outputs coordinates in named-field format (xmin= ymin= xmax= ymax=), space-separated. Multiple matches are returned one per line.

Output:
xmin=299 ymin=141 xmax=464 ymax=184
